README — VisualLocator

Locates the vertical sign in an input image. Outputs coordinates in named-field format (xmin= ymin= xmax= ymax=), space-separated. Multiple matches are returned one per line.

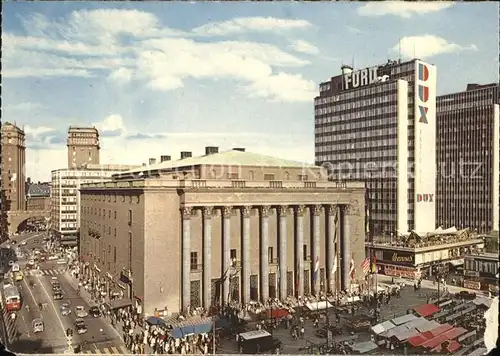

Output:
xmin=414 ymin=60 xmax=436 ymax=232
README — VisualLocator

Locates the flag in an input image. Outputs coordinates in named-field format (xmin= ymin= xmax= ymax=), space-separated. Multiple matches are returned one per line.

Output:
xmin=296 ymin=261 xmax=300 ymax=293
xmin=361 ymin=258 xmax=370 ymax=274
xmin=349 ymin=257 xmax=355 ymax=280
xmin=313 ymin=256 xmax=320 ymax=281
xmin=331 ymin=208 xmax=339 ymax=275
xmin=276 ymin=264 xmax=280 ymax=287
xmin=365 ymin=204 xmax=370 ymax=235
xmin=331 ymin=255 xmax=338 ymax=275
xmin=370 ymin=255 xmax=377 ymax=274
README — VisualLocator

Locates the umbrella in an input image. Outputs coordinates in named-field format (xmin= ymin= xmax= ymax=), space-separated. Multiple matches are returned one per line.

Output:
xmin=146 ymin=316 xmax=166 ymax=326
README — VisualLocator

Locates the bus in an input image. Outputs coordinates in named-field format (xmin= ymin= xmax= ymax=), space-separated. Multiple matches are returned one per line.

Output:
xmin=2 ymin=285 xmax=22 ymax=312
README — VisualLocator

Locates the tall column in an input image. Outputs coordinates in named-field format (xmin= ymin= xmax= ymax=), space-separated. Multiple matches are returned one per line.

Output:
xmin=295 ymin=205 xmax=305 ymax=297
xmin=327 ymin=205 xmax=338 ymax=294
xmin=181 ymin=206 xmax=192 ymax=311
xmin=342 ymin=206 xmax=351 ymax=291
xmin=312 ymin=205 xmax=321 ymax=295
xmin=260 ymin=206 xmax=270 ymax=302
xmin=202 ymin=207 xmax=213 ymax=308
xmin=222 ymin=206 xmax=232 ymax=305
xmin=241 ymin=206 xmax=251 ymax=303
xmin=278 ymin=205 xmax=288 ymax=299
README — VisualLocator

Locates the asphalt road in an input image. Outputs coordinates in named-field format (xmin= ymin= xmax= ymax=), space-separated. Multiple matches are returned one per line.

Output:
xmin=2 ymin=232 xmax=126 ymax=354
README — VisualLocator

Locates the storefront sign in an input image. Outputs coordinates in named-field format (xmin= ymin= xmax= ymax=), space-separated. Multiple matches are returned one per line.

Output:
xmin=463 ymin=280 xmax=481 ymax=290
xmin=383 ymin=251 xmax=414 ymax=264
xmin=464 ymin=270 xmax=480 ymax=277
xmin=383 ymin=265 xmax=418 ymax=279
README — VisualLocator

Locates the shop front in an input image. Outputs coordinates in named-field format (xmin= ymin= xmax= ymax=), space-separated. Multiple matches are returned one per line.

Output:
xmin=377 ymin=250 xmax=422 ymax=279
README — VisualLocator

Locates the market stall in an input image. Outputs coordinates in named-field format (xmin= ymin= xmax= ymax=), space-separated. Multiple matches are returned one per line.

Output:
xmin=413 ymin=304 xmax=440 ymax=317
xmin=371 ymin=320 xmax=396 ymax=335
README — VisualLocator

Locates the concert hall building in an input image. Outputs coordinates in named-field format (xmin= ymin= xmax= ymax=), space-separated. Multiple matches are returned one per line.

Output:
xmin=315 ymin=59 xmax=437 ymax=236
xmin=78 ymin=148 xmax=366 ymax=315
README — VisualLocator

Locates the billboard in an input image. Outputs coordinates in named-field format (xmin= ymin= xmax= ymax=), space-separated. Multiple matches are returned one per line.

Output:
xmin=413 ymin=60 xmax=436 ymax=232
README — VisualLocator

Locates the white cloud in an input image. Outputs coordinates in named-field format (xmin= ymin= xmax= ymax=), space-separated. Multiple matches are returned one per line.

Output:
xmin=393 ymin=35 xmax=478 ymax=59
xmin=93 ymin=114 xmax=127 ymax=136
xmin=192 ymin=16 xmax=312 ymax=36
xmin=289 ymin=40 xmax=319 ymax=55
xmin=24 ymin=125 xmax=56 ymax=137
xmin=4 ymin=9 xmax=314 ymax=103
xmin=243 ymin=72 xmax=316 ymax=103
xmin=357 ymin=2 xmax=453 ymax=18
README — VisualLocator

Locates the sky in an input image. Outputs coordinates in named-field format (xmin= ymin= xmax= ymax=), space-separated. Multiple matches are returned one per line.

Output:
xmin=3 ymin=1 xmax=498 ymax=182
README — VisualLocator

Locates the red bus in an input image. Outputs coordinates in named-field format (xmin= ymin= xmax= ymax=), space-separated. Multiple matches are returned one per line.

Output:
xmin=2 ymin=285 xmax=22 ymax=312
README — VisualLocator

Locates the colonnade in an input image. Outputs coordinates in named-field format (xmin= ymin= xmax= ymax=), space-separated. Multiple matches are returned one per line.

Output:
xmin=180 ymin=204 xmax=352 ymax=310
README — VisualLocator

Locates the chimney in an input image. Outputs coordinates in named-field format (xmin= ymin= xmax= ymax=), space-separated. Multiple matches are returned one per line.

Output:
xmin=142 ymin=163 xmax=146 ymax=167
xmin=149 ymin=158 xmax=156 ymax=165
xmin=160 ymin=155 xmax=171 ymax=163
xmin=233 ymin=147 xmax=245 ymax=152
xmin=205 ymin=146 xmax=219 ymax=155
xmin=27 ymin=177 xmax=32 ymax=185
xmin=180 ymin=151 xmax=192 ymax=159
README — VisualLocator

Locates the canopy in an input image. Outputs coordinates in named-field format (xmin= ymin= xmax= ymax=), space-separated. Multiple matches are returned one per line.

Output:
xmin=391 ymin=313 xmax=418 ymax=326
xmin=146 ymin=316 xmax=167 ymax=326
xmin=350 ymin=340 xmax=378 ymax=354
xmin=449 ymin=259 xmax=464 ymax=266
xmin=266 ymin=308 xmax=289 ymax=319
xmin=404 ymin=317 xmax=429 ymax=330
xmin=416 ymin=320 xmax=441 ymax=333
xmin=473 ymin=297 xmax=492 ymax=308
xmin=414 ymin=304 xmax=440 ymax=317
xmin=421 ymin=327 xmax=467 ymax=349
xmin=306 ymin=301 xmax=333 ymax=311
xmin=106 ymin=298 xmax=132 ymax=310
xmin=371 ymin=320 xmax=396 ymax=335
xmin=394 ymin=327 xmax=420 ymax=342
xmin=170 ymin=317 xmax=213 ymax=339
xmin=428 ymin=323 xmax=453 ymax=337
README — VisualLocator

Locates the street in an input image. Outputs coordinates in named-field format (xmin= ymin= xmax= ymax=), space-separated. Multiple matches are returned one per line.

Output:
xmin=1 ymin=232 xmax=127 ymax=354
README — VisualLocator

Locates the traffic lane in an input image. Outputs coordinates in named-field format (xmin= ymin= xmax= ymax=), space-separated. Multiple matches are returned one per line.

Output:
xmin=28 ymin=272 xmax=75 ymax=352
xmin=52 ymin=273 xmax=123 ymax=349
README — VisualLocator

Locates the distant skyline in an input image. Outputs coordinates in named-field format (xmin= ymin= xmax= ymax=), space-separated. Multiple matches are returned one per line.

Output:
xmin=3 ymin=1 xmax=498 ymax=182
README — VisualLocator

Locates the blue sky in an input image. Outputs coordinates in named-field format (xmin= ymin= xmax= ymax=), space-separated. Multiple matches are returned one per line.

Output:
xmin=3 ymin=1 xmax=497 ymax=182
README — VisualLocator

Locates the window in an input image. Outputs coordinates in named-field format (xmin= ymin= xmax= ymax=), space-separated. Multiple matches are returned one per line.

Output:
xmin=128 ymin=209 xmax=132 ymax=225
xmin=298 ymin=174 xmax=308 ymax=181
xmin=303 ymin=245 xmax=308 ymax=260
xmin=264 ymin=174 xmax=275 ymax=181
xmin=268 ymin=247 xmax=273 ymax=263
xmin=230 ymin=249 xmax=237 ymax=259
xmin=114 ymin=211 xmax=117 ymax=219
xmin=228 ymin=173 xmax=239 ymax=179
xmin=249 ymin=170 xmax=255 ymax=180
xmin=190 ymin=252 xmax=198 ymax=270
xmin=114 ymin=228 xmax=116 ymax=237
xmin=128 ymin=232 xmax=132 ymax=270
xmin=113 ymin=247 xmax=117 ymax=263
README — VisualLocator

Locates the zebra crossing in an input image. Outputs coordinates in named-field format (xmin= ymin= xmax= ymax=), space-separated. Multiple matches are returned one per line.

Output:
xmin=27 ymin=267 xmax=66 ymax=277
xmin=80 ymin=345 xmax=130 ymax=354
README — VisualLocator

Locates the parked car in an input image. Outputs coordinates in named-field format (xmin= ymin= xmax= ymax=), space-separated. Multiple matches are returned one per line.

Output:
xmin=53 ymin=292 xmax=64 ymax=300
xmin=75 ymin=319 xmax=88 ymax=334
xmin=21 ymin=241 xmax=27 ymax=246
xmin=75 ymin=306 xmax=88 ymax=318
xmin=60 ymin=303 xmax=72 ymax=316
xmin=89 ymin=306 xmax=102 ymax=318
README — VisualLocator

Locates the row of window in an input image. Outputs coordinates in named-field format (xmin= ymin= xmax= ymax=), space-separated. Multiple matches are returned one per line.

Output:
xmin=82 ymin=194 xmax=141 ymax=205
xmin=465 ymin=259 xmax=499 ymax=274
xmin=316 ymin=131 xmax=398 ymax=145
xmin=315 ymin=100 xmax=400 ymax=117
xmin=317 ymin=81 xmax=398 ymax=99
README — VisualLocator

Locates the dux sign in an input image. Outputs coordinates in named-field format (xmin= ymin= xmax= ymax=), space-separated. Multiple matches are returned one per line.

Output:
xmin=344 ymin=67 xmax=378 ymax=90
xmin=416 ymin=193 xmax=434 ymax=203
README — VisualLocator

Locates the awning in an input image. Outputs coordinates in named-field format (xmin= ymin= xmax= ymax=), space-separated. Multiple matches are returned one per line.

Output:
xmin=371 ymin=320 xmax=396 ymax=335
xmin=428 ymin=323 xmax=453 ymax=337
xmin=266 ymin=308 xmax=289 ymax=319
xmin=431 ymin=340 xmax=462 ymax=353
xmin=146 ymin=316 xmax=167 ymax=326
xmin=350 ymin=340 xmax=378 ymax=354
xmin=394 ymin=327 xmax=420 ymax=342
xmin=449 ymin=259 xmax=464 ymax=266
xmin=107 ymin=298 xmax=132 ymax=310
xmin=170 ymin=317 xmax=213 ymax=339
xmin=407 ymin=334 xmax=429 ymax=347
xmin=416 ymin=320 xmax=440 ymax=333
xmin=414 ymin=304 xmax=440 ymax=317
xmin=391 ymin=313 xmax=418 ymax=326
xmin=306 ymin=301 xmax=333 ymax=311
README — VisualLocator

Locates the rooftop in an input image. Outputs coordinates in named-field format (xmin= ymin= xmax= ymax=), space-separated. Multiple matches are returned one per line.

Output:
xmin=117 ymin=149 xmax=319 ymax=176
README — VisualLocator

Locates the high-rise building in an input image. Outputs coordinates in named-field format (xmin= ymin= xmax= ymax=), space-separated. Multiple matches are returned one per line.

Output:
xmin=67 ymin=126 xmax=100 ymax=169
xmin=1 ymin=122 xmax=26 ymax=211
xmin=436 ymin=83 xmax=500 ymax=233
xmin=51 ymin=164 xmax=138 ymax=246
xmin=315 ymin=59 xmax=437 ymax=236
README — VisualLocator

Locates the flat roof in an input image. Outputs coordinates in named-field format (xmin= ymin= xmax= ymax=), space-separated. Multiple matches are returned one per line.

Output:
xmin=239 ymin=330 xmax=271 ymax=340
xmin=117 ymin=149 xmax=319 ymax=176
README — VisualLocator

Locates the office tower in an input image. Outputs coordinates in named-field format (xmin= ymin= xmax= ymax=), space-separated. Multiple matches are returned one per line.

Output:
xmin=67 ymin=126 xmax=100 ymax=169
xmin=315 ymin=59 xmax=437 ymax=236
xmin=436 ymin=83 xmax=500 ymax=233
xmin=1 ymin=122 xmax=26 ymax=211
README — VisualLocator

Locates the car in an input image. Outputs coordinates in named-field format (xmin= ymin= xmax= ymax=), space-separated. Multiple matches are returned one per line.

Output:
xmin=8 ymin=261 xmax=14 ymax=266
xmin=75 ymin=306 xmax=88 ymax=318
xmin=60 ymin=303 xmax=72 ymax=316
xmin=74 ymin=319 xmax=88 ymax=334
xmin=11 ymin=240 xmax=17 ymax=245
xmin=89 ymin=306 xmax=102 ymax=318
xmin=6 ymin=244 xmax=11 ymax=249
xmin=28 ymin=259 xmax=35 ymax=266
xmin=53 ymin=292 xmax=64 ymax=300
xmin=21 ymin=241 xmax=27 ymax=246
xmin=48 ymin=255 xmax=58 ymax=261
xmin=32 ymin=318 xmax=44 ymax=333
xmin=53 ymin=286 xmax=62 ymax=293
